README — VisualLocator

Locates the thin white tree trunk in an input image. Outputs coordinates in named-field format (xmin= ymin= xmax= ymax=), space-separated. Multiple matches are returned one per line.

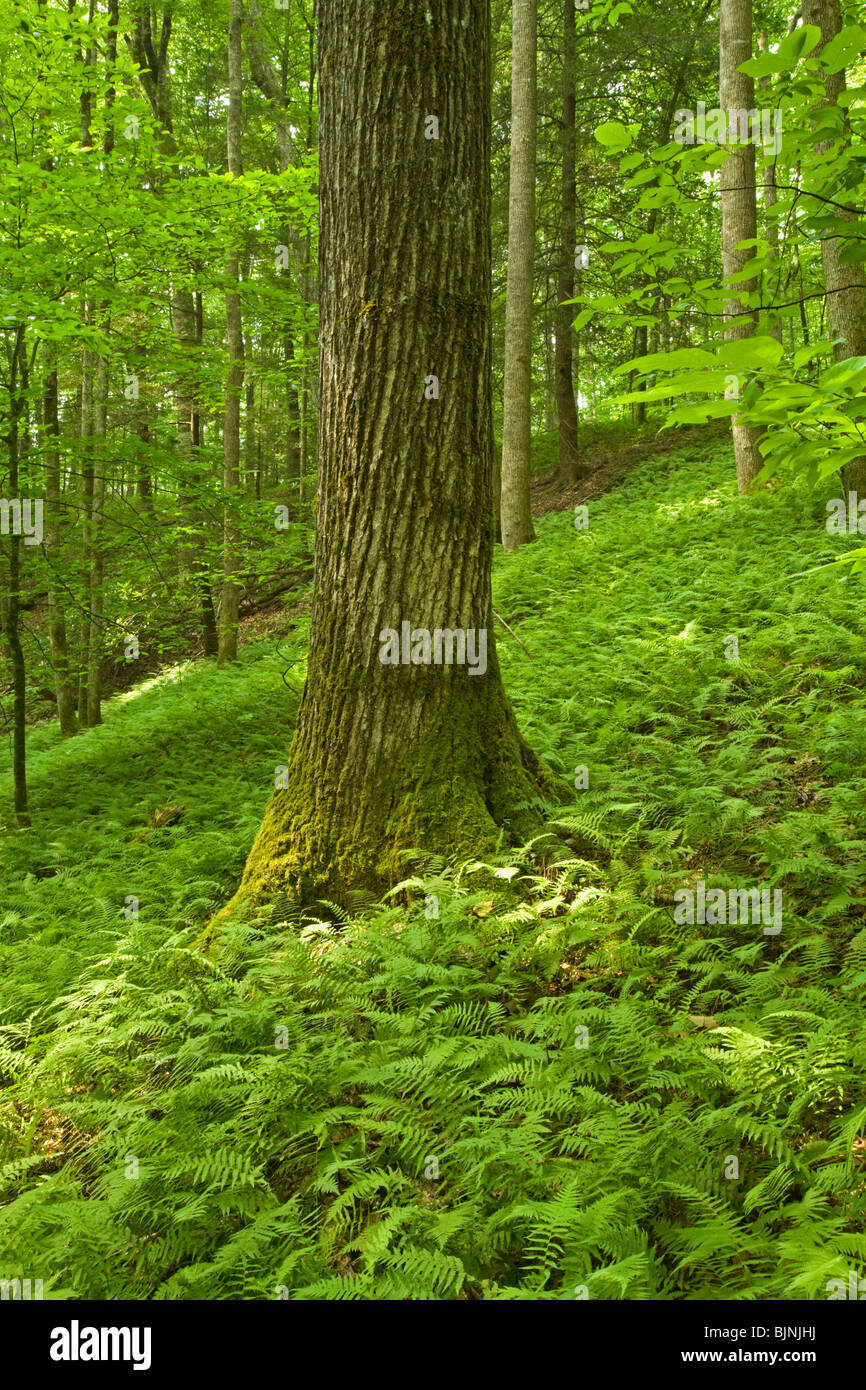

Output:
xmin=501 ymin=0 xmax=537 ymax=550
xmin=720 ymin=0 xmax=763 ymax=492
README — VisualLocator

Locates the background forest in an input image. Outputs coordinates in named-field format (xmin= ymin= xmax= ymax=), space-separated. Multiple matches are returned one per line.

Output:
xmin=1 ymin=0 xmax=866 ymax=1303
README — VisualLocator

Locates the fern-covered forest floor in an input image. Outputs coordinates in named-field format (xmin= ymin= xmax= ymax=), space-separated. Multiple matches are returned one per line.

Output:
xmin=2 ymin=433 xmax=865 ymax=1299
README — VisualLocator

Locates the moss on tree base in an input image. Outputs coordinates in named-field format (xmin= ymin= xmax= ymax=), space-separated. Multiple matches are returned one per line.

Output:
xmin=225 ymin=684 xmax=562 ymax=916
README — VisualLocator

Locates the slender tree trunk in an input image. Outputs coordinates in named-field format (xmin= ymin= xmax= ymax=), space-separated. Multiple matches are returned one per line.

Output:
xmin=801 ymin=0 xmax=866 ymax=495
xmin=174 ymin=285 xmax=219 ymax=657
xmin=82 ymin=18 xmax=114 ymax=729
xmin=4 ymin=328 xmax=29 ymax=824
xmin=242 ymin=255 xmax=256 ymax=503
xmin=757 ymin=33 xmax=782 ymax=342
xmin=635 ymin=9 xmax=708 ymax=425
xmin=86 ymin=351 xmax=107 ymax=726
xmin=76 ymin=16 xmax=97 ymax=723
xmin=556 ymin=0 xmax=585 ymax=484
xmin=298 ymin=356 xmax=308 ymax=507
xmin=129 ymin=12 xmax=217 ymax=650
xmin=245 ymin=347 xmax=257 ymax=496
xmin=256 ymin=379 xmax=264 ymax=501
xmin=218 ymin=0 xmax=244 ymax=665
xmin=720 ymin=0 xmax=763 ymax=492
xmin=245 ymin=0 xmax=306 ymax=498
xmin=229 ymin=0 xmax=555 ymax=914
xmin=128 ymin=329 xmax=155 ymax=512
xmin=543 ymin=289 xmax=555 ymax=433
xmin=284 ymin=331 xmax=301 ymax=498
xmin=36 ymin=6 xmax=77 ymax=737
xmin=134 ymin=407 xmax=154 ymax=512
xmin=43 ymin=349 xmax=78 ymax=736
xmin=77 ymin=336 xmax=94 ymax=725
xmin=792 ymin=237 xmax=810 ymax=345
xmin=633 ymin=323 xmax=648 ymax=426
xmin=500 ymin=0 xmax=537 ymax=549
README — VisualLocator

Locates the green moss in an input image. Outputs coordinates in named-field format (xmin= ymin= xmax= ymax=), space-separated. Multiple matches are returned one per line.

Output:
xmin=226 ymin=672 xmax=558 ymax=917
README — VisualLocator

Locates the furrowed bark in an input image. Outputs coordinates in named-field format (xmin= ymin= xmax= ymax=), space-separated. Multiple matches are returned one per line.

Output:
xmin=230 ymin=0 xmax=556 ymax=914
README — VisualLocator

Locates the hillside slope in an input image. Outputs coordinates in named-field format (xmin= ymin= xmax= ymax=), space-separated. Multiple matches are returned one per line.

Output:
xmin=1 ymin=437 xmax=865 ymax=1300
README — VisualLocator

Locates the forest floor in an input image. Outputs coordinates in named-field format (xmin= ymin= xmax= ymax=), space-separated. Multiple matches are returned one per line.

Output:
xmin=2 ymin=432 xmax=865 ymax=1299
xmin=529 ymin=418 xmax=723 ymax=517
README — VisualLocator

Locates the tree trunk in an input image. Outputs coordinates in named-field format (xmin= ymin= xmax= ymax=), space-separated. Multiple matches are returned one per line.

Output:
xmin=129 ymin=10 xmax=217 ymax=651
xmin=4 ymin=328 xmax=30 ymax=825
xmin=85 ymin=350 xmax=108 ymax=726
xmin=174 ymin=285 xmax=219 ymax=658
xmin=134 ymin=409 xmax=154 ymax=512
xmin=77 ymin=336 xmax=94 ymax=725
xmin=500 ymin=0 xmax=537 ymax=549
xmin=284 ymin=331 xmax=301 ymax=498
xmin=43 ymin=350 xmax=78 ymax=736
xmin=634 ymin=12 xmax=707 ymax=425
xmin=801 ymin=0 xmax=866 ymax=496
xmin=244 ymin=335 xmax=257 ymax=495
xmin=229 ymin=0 xmax=554 ymax=914
xmin=245 ymin=0 xmax=307 ymax=500
xmin=720 ymin=0 xmax=763 ymax=492
xmin=218 ymin=0 xmax=245 ymax=665
xmin=555 ymin=0 xmax=585 ymax=484
xmin=633 ymin=323 xmax=648 ymax=425
xmin=757 ymin=33 xmax=782 ymax=342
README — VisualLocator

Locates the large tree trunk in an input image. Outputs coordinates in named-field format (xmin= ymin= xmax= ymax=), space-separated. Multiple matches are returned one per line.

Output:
xmin=500 ymin=0 xmax=537 ymax=550
xmin=801 ymin=0 xmax=866 ymax=496
xmin=218 ymin=0 xmax=245 ymax=665
xmin=720 ymin=0 xmax=763 ymax=492
xmin=555 ymin=0 xmax=585 ymax=484
xmin=230 ymin=0 xmax=554 ymax=914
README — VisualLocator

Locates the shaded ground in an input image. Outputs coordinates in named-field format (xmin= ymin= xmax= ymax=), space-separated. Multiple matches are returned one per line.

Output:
xmin=530 ymin=419 xmax=730 ymax=518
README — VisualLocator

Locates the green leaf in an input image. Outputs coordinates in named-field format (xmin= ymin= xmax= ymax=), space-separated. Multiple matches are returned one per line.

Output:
xmin=793 ymin=341 xmax=836 ymax=371
xmin=775 ymin=23 xmax=823 ymax=70
xmin=594 ymin=121 xmax=634 ymax=149
xmin=820 ymin=357 xmax=866 ymax=390
xmin=819 ymin=24 xmax=866 ymax=75
xmin=717 ymin=336 xmax=785 ymax=371
xmin=615 ymin=347 xmax=716 ymax=376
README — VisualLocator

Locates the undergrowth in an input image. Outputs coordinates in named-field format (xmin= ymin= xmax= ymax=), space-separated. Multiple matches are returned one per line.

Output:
xmin=1 ymin=437 xmax=865 ymax=1299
